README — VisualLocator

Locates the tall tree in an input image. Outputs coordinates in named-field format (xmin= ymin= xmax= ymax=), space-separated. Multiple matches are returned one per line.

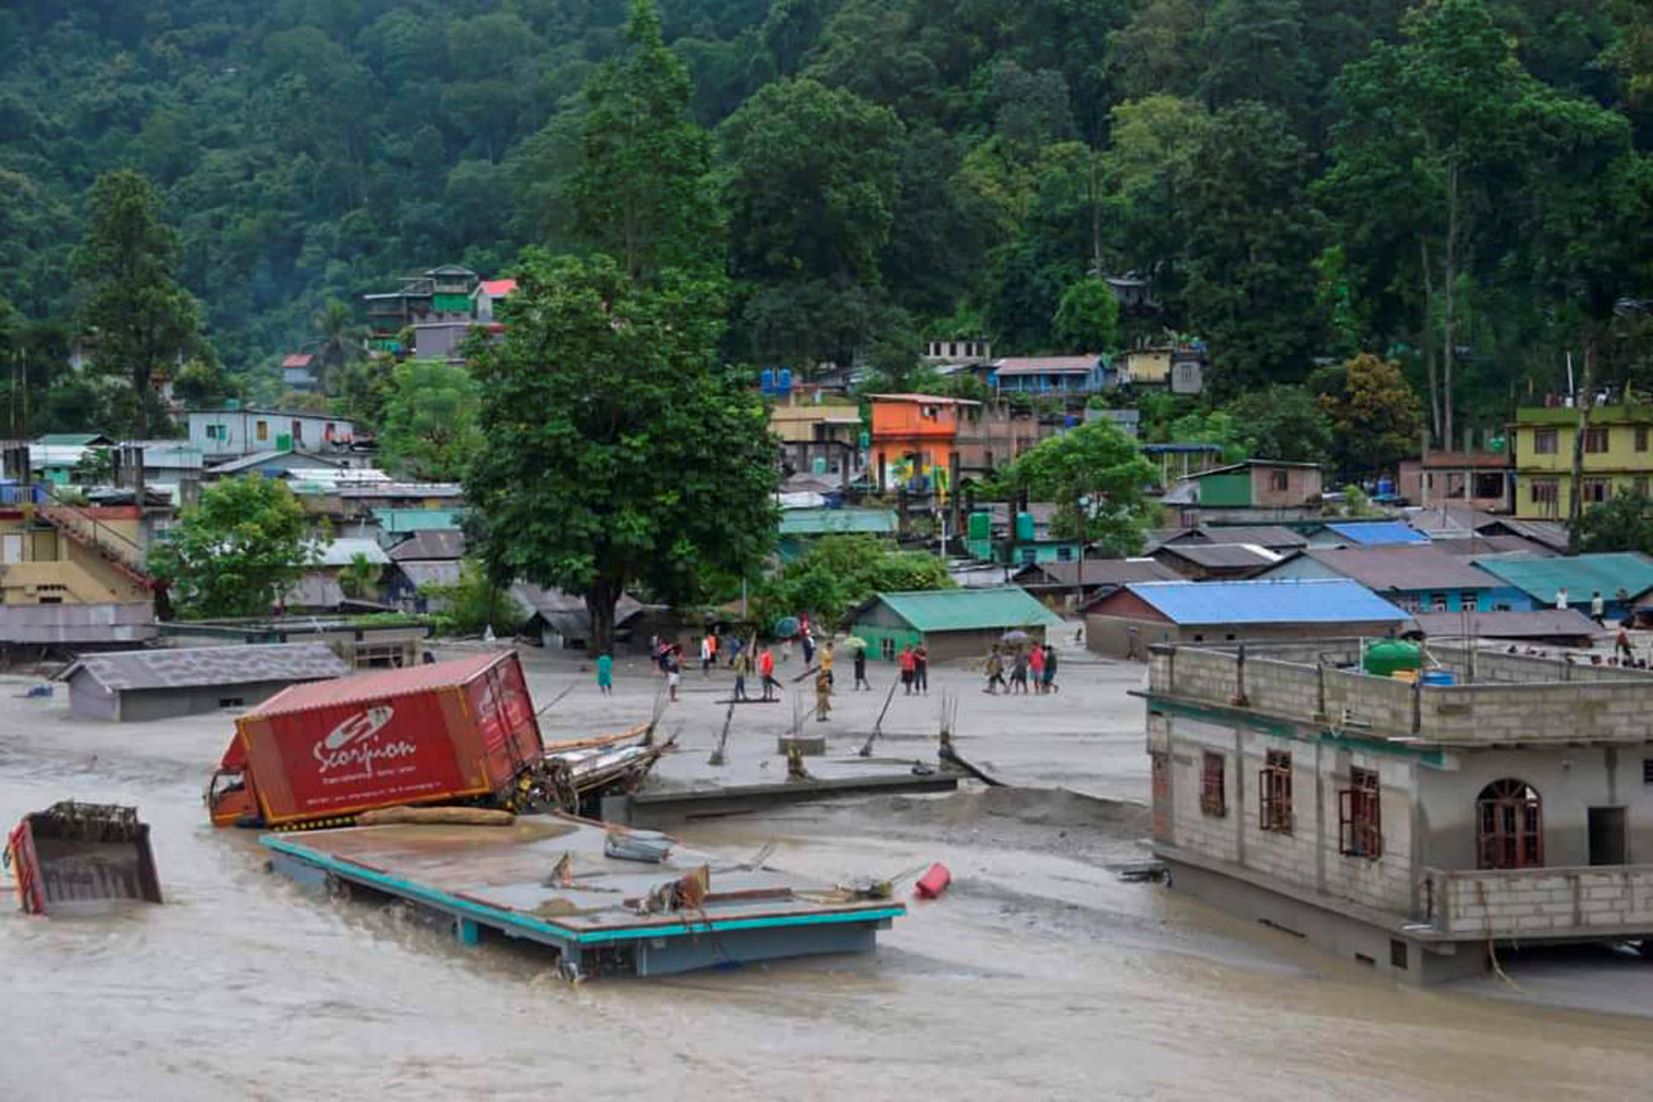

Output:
xmin=1199 ymin=0 xmax=1316 ymax=114
xmin=70 ymin=169 xmax=207 ymax=436
xmin=567 ymin=0 xmax=720 ymax=282
xmin=1002 ymin=419 xmax=1158 ymax=557
xmin=466 ymin=252 xmax=777 ymax=654
xmin=1178 ymin=102 xmax=1325 ymax=396
xmin=719 ymin=77 xmax=905 ymax=367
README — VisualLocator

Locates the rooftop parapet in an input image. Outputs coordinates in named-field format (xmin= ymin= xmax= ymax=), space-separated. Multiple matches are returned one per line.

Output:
xmin=1146 ymin=640 xmax=1653 ymax=747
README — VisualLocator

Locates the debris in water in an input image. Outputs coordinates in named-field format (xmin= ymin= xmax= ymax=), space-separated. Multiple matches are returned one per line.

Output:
xmin=914 ymin=862 xmax=952 ymax=900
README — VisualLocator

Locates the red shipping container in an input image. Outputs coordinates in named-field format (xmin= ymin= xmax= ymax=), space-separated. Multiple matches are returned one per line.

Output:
xmin=211 ymin=652 xmax=544 ymax=828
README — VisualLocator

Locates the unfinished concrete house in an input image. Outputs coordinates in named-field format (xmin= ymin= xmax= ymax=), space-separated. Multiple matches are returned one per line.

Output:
xmin=1143 ymin=641 xmax=1653 ymax=984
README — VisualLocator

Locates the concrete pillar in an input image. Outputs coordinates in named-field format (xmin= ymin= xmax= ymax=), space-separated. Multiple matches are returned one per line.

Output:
xmin=456 ymin=917 xmax=480 ymax=947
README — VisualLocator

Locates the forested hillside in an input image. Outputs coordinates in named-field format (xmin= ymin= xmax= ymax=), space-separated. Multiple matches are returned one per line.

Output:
xmin=2 ymin=0 xmax=1652 ymax=436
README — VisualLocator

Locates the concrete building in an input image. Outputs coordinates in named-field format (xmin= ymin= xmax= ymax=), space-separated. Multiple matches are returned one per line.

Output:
xmin=1398 ymin=449 xmax=1511 ymax=512
xmin=1143 ymin=639 xmax=1653 ymax=983
xmin=990 ymin=355 xmax=1108 ymax=397
xmin=1162 ymin=461 xmax=1324 ymax=527
xmin=187 ymin=408 xmax=357 ymax=458
xmin=848 ymin=586 xmax=1063 ymax=663
xmin=1085 ymin=579 xmax=1410 ymax=658
xmin=1512 ymin=403 xmax=1653 ymax=519
xmin=1255 ymin=545 xmax=1531 ymax=613
xmin=867 ymin=394 xmax=980 ymax=494
xmin=58 ymin=642 xmax=349 ymax=722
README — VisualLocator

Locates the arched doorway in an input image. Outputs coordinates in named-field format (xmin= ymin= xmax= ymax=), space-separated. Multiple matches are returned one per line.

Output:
xmin=1476 ymin=779 xmax=1543 ymax=869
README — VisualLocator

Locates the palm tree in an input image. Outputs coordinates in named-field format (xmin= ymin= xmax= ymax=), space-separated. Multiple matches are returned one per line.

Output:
xmin=312 ymin=300 xmax=366 ymax=394
xmin=339 ymin=552 xmax=382 ymax=601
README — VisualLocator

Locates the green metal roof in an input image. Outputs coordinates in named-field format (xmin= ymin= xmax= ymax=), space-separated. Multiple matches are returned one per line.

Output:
xmin=372 ymin=507 xmax=466 ymax=533
xmin=1471 ymin=552 xmax=1653 ymax=603
xmin=35 ymin=433 xmax=109 ymax=446
xmin=862 ymin=586 xmax=1064 ymax=632
xmin=778 ymin=508 xmax=898 ymax=537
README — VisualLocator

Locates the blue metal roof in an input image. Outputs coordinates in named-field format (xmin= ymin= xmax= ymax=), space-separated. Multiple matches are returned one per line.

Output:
xmin=1323 ymin=521 xmax=1431 ymax=546
xmin=1123 ymin=579 xmax=1410 ymax=625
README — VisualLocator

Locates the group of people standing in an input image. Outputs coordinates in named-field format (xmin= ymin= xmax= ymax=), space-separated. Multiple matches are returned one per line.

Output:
xmin=896 ymin=644 xmax=929 ymax=695
xmin=983 ymin=642 xmax=1058 ymax=695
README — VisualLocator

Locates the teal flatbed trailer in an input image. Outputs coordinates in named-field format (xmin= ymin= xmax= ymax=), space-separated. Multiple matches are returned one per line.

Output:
xmin=262 ymin=816 xmax=903 ymax=979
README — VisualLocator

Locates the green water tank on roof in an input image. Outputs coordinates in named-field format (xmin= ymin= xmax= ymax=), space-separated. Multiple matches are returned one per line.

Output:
xmin=1015 ymin=512 xmax=1036 ymax=542
xmin=1362 ymin=639 xmax=1422 ymax=677
xmin=968 ymin=511 xmax=992 ymax=540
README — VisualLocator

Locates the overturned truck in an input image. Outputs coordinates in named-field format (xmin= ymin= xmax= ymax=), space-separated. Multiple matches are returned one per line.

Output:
xmin=207 ymin=651 xmax=660 ymax=830
xmin=6 ymin=802 xmax=163 ymax=914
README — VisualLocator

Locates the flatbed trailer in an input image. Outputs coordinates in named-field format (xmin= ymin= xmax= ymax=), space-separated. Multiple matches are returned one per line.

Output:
xmin=262 ymin=816 xmax=904 ymax=979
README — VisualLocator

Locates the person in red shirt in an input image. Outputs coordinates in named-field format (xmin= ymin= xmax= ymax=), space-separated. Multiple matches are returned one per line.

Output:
xmin=898 ymin=645 xmax=917 ymax=695
xmin=1029 ymin=643 xmax=1046 ymax=694
xmin=759 ymin=647 xmax=777 ymax=701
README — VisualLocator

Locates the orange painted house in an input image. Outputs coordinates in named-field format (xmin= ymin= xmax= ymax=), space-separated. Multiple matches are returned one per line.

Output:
xmin=867 ymin=394 xmax=980 ymax=493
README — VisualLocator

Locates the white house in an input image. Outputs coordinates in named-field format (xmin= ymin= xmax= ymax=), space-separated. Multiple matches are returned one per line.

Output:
xmin=187 ymin=408 xmax=356 ymax=458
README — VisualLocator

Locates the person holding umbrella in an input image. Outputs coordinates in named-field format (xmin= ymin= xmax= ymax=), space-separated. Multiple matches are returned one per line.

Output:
xmin=842 ymin=635 xmax=872 ymax=691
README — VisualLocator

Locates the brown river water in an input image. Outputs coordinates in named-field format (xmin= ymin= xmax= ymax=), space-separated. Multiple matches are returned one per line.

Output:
xmin=4 ymin=656 xmax=1653 ymax=1101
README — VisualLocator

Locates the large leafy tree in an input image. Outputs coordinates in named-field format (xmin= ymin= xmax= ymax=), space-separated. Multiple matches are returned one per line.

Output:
xmin=567 ymin=0 xmax=719 ymax=282
xmin=70 ymin=169 xmax=209 ymax=436
xmin=1222 ymin=384 xmax=1334 ymax=465
xmin=1312 ymin=353 xmax=1425 ymax=479
xmin=148 ymin=475 xmax=320 ymax=619
xmin=1002 ymin=419 xmax=1158 ymax=558
xmin=466 ymin=252 xmax=777 ymax=653
xmin=1178 ymin=101 xmax=1325 ymax=397
xmin=755 ymin=534 xmax=954 ymax=630
xmin=1571 ymin=487 xmax=1653 ymax=555
xmin=719 ymin=77 xmax=904 ymax=367
xmin=378 ymin=359 xmax=483 ymax=481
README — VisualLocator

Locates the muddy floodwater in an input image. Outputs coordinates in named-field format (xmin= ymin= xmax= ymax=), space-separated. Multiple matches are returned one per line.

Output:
xmin=5 ymin=643 xmax=1653 ymax=1100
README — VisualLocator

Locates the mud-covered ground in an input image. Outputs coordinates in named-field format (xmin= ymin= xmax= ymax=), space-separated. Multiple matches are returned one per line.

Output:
xmin=3 ymin=638 xmax=1653 ymax=1100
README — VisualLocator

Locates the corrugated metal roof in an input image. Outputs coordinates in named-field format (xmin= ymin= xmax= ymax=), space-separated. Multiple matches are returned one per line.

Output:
xmin=1156 ymin=543 xmax=1282 ymax=568
xmin=1172 ymin=525 xmax=1307 ymax=549
xmin=1470 ymin=552 xmax=1653 ymax=604
xmin=864 ymin=587 xmax=1064 ymax=632
xmin=1323 ymin=521 xmax=1432 ymax=546
xmin=1294 ymin=546 xmax=1505 ymax=591
xmin=249 ymin=651 xmax=509 ymax=716
xmin=60 ymin=642 xmax=349 ymax=694
xmin=1120 ymin=579 xmax=1409 ymax=626
xmin=319 ymin=538 xmax=391 ymax=567
xmin=1432 ymin=535 xmax=1554 ymax=558
xmin=1013 ymin=559 xmax=1179 ymax=587
xmin=372 ymin=507 xmax=466 ymax=533
xmin=1411 ymin=609 xmax=1599 ymax=640
xmin=396 ymin=560 xmax=462 ymax=589
xmin=991 ymin=355 xmax=1099 ymax=375
xmin=778 ymin=508 xmax=897 ymax=536
xmin=387 ymin=530 xmax=466 ymax=561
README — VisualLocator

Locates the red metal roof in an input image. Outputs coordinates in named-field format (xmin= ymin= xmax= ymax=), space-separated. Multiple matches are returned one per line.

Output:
xmin=281 ymin=353 xmax=315 ymax=369
xmin=479 ymin=279 xmax=518 ymax=297
xmin=249 ymin=651 xmax=511 ymax=716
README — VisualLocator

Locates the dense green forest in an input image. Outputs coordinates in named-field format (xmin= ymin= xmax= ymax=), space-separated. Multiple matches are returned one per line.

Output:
xmin=2 ymin=0 xmax=1652 ymax=442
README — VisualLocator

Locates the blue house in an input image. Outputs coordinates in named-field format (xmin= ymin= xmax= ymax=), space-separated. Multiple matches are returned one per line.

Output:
xmin=990 ymin=355 xmax=1108 ymax=396
xmin=1254 ymin=545 xmax=1530 ymax=613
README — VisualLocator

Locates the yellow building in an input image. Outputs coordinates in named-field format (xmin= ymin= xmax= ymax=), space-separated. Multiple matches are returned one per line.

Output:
xmin=768 ymin=397 xmax=863 ymax=446
xmin=1513 ymin=405 xmax=1653 ymax=519
xmin=0 ymin=502 xmax=154 ymax=605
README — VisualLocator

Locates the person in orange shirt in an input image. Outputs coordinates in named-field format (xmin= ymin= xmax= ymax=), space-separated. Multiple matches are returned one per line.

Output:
xmin=898 ymin=645 xmax=917 ymax=695
xmin=759 ymin=647 xmax=777 ymax=701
